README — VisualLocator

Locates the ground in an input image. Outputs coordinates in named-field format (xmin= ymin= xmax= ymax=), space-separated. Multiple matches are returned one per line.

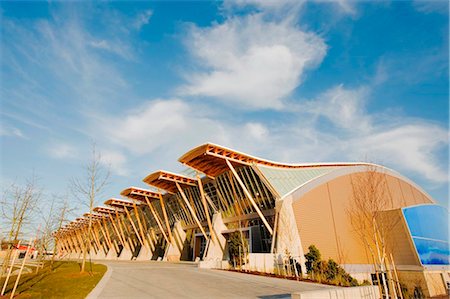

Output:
xmin=88 ymin=261 xmax=332 ymax=299
xmin=0 ymin=261 xmax=106 ymax=299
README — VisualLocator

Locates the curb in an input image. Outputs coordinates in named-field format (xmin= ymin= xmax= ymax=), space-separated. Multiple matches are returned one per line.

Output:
xmin=85 ymin=263 xmax=112 ymax=299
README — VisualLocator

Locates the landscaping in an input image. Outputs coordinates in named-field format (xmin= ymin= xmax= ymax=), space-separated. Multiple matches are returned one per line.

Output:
xmin=0 ymin=261 xmax=106 ymax=299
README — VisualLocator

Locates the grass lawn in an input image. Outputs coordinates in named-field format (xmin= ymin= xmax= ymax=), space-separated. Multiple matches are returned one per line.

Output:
xmin=0 ymin=261 xmax=107 ymax=299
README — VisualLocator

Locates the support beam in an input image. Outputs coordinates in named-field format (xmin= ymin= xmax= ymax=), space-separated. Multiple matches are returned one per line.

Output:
xmin=108 ymin=214 xmax=127 ymax=250
xmin=124 ymin=207 xmax=144 ymax=247
xmin=144 ymin=196 xmax=170 ymax=244
xmin=175 ymin=182 xmax=208 ymax=240
xmin=132 ymin=202 xmax=151 ymax=252
xmin=158 ymin=192 xmax=175 ymax=245
xmin=225 ymin=159 xmax=273 ymax=235
xmin=116 ymin=211 xmax=135 ymax=252
xmin=196 ymin=175 xmax=215 ymax=244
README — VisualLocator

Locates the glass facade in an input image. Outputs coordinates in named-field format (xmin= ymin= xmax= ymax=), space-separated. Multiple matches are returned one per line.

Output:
xmin=403 ymin=204 xmax=450 ymax=265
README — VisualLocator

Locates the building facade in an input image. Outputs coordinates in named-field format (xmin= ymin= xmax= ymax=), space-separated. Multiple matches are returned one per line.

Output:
xmin=54 ymin=143 xmax=449 ymax=297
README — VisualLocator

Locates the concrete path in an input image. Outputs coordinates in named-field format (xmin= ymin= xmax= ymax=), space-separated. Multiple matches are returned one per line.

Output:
xmin=87 ymin=261 xmax=332 ymax=299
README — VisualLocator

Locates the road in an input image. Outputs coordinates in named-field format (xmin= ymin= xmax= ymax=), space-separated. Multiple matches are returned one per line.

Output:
xmin=87 ymin=261 xmax=331 ymax=299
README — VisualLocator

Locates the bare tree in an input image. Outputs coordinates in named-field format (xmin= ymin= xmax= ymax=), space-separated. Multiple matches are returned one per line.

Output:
xmin=70 ymin=143 xmax=110 ymax=273
xmin=35 ymin=196 xmax=57 ymax=259
xmin=51 ymin=196 xmax=74 ymax=268
xmin=0 ymin=174 xmax=41 ymax=279
xmin=347 ymin=165 xmax=400 ymax=299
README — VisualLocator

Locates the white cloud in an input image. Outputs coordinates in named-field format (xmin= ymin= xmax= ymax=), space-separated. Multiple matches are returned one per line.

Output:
xmin=244 ymin=122 xmax=269 ymax=141
xmin=333 ymin=0 xmax=357 ymax=15
xmin=413 ymin=0 xmax=448 ymax=14
xmin=223 ymin=0 xmax=304 ymax=12
xmin=133 ymin=9 xmax=153 ymax=30
xmin=305 ymin=84 xmax=371 ymax=132
xmin=353 ymin=124 xmax=449 ymax=183
xmin=180 ymin=14 xmax=326 ymax=109
xmin=48 ymin=143 xmax=78 ymax=159
xmin=101 ymin=99 xmax=229 ymax=155
xmin=225 ymin=0 xmax=356 ymax=16
xmin=298 ymin=84 xmax=449 ymax=184
xmin=0 ymin=124 xmax=26 ymax=139
xmin=101 ymin=150 xmax=129 ymax=177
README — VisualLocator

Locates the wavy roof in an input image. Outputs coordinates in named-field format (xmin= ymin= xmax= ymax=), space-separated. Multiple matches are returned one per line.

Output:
xmin=178 ymin=142 xmax=370 ymax=178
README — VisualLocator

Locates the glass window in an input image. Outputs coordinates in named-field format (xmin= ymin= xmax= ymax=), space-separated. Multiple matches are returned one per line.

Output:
xmin=403 ymin=204 xmax=450 ymax=265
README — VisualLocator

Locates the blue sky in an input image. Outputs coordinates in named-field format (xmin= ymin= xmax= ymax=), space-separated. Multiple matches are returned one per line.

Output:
xmin=1 ymin=0 xmax=448 ymax=219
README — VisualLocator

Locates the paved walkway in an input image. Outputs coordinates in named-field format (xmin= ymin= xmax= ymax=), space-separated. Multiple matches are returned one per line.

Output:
xmin=87 ymin=261 xmax=331 ymax=299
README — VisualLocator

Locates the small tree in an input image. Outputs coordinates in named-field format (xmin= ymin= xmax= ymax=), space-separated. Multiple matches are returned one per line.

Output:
xmin=347 ymin=165 xmax=401 ymax=298
xmin=51 ymin=197 xmax=73 ymax=266
xmin=0 ymin=175 xmax=41 ymax=279
xmin=70 ymin=143 xmax=110 ymax=273
xmin=305 ymin=244 xmax=321 ymax=274
xmin=228 ymin=231 xmax=248 ymax=269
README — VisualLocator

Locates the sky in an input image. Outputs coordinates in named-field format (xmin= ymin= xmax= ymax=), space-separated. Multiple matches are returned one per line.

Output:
xmin=0 ymin=0 xmax=449 ymax=221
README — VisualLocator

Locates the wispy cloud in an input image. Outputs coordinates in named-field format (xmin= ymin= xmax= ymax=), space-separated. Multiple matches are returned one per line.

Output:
xmin=298 ymin=83 xmax=449 ymax=184
xmin=47 ymin=143 xmax=78 ymax=159
xmin=133 ymin=9 xmax=153 ymax=30
xmin=413 ymin=0 xmax=448 ymax=14
xmin=179 ymin=14 xmax=326 ymax=109
xmin=0 ymin=124 xmax=26 ymax=139
xmin=101 ymin=150 xmax=129 ymax=177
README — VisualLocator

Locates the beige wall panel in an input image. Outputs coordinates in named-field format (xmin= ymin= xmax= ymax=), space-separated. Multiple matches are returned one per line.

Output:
xmin=397 ymin=271 xmax=429 ymax=297
xmin=398 ymin=179 xmax=416 ymax=205
xmin=425 ymin=272 xmax=447 ymax=297
xmin=292 ymin=171 xmax=432 ymax=267
xmin=292 ymin=184 xmax=339 ymax=261
xmin=410 ymin=184 xmax=433 ymax=205
xmin=327 ymin=176 xmax=370 ymax=264
xmin=385 ymin=176 xmax=406 ymax=207
xmin=381 ymin=209 xmax=420 ymax=266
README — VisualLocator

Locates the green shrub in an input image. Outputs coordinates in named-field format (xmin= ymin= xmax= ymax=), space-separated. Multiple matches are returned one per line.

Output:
xmin=228 ymin=231 xmax=248 ymax=267
xmin=304 ymin=244 xmax=321 ymax=273
xmin=304 ymin=244 xmax=360 ymax=287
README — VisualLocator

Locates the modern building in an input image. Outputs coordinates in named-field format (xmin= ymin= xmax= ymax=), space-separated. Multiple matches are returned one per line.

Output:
xmin=54 ymin=143 xmax=449 ymax=297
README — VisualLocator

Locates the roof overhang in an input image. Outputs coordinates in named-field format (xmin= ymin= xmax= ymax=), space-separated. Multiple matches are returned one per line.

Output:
xmin=83 ymin=212 xmax=104 ymax=219
xmin=104 ymin=198 xmax=138 ymax=209
xmin=94 ymin=205 xmax=124 ymax=214
xmin=143 ymin=170 xmax=197 ymax=194
xmin=120 ymin=186 xmax=161 ymax=202
xmin=178 ymin=143 xmax=374 ymax=178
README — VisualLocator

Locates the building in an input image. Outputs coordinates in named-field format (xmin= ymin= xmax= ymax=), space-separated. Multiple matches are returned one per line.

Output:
xmin=54 ymin=143 xmax=449 ymax=297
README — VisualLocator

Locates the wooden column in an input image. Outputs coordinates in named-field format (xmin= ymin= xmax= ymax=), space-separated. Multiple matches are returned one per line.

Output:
xmin=108 ymin=213 xmax=127 ymax=250
xmin=158 ymin=193 xmax=175 ymax=245
xmin=176 ymin=182 xmax=208 ymax=240
xmin=132 ymin=202 xmax=151 ymax=251
xmin=196 ymin=175 xmax=216 ymax=243
xmin=225 ymin=159 xmax=273 ymax=235
xmin=117 ymin=212 xmax=136 ymax=251
xmin=123 ymin=207 xmax=144 ymax=247
xmin=144 ymin=196 xmax=169 ymax=243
